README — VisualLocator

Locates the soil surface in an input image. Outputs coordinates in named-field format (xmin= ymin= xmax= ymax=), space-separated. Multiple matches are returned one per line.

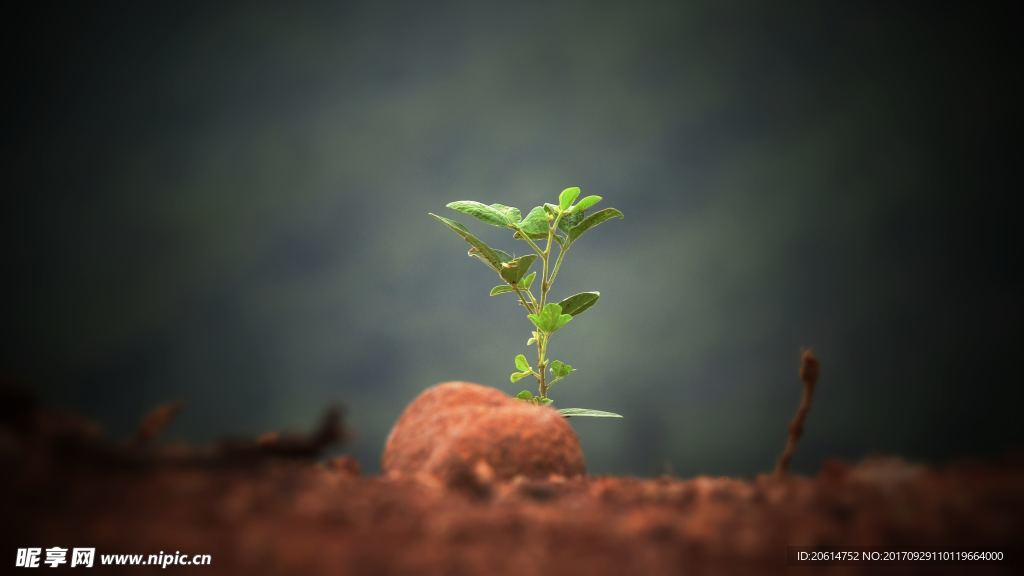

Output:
xmin=4 ymin=393 xmax=1023 ymax=575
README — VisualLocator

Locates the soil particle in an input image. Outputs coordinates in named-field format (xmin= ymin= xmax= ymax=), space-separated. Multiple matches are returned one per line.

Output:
xmin=323 ymin=455 xmax=361 ymax=477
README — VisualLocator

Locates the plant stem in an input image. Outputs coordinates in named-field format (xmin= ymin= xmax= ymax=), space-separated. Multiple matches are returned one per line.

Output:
xmin=540 ymin=247 xmax=551 ymax=309
xmin=540 ymin=212 xmax=564 ymax=308
xmin=532 ymin=210 xmax=566 ymax=399
xmin=548 ymin=244 xmax=569 ymax=286
xmin=524 ymin=288 xmax=538 ymax=308
xmin=517 ymin=231 xmax=545 ymax=259
xmin=512 ymin=286 xmax=535 ymax=314
xmin=536 ymin=333 xmax=547 ymax=398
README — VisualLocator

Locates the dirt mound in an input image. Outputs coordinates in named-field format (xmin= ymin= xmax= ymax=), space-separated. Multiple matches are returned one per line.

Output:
xmin=382 ymin=381 xmax=585 ymax=483
xmin=9 ymin=457 xmax=1023 ymax=575
xmin=5 ymin=392 xmax=1023 ymax=575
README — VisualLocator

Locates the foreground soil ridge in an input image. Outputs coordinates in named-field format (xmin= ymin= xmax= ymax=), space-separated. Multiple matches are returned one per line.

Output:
xmin=5 ymin=386 xmax=1023 ymax=575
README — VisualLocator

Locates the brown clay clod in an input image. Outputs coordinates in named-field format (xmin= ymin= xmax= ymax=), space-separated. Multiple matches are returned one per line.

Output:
xmin=382 ymin=382 xmax=585 ymax=486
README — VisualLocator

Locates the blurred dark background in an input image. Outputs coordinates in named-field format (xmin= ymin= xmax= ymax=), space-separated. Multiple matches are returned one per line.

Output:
xmin=6 ymin=0 xmax=1020 ymax=476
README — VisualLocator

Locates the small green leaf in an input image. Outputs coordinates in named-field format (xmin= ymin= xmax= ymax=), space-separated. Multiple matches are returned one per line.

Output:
xmin=514 ymin=354 xmax=530 ymax=371
xmin=516 ymin=206 xmax=549 ymax=239
xmin=566 ymin=207 xmax=624 ymax=244
xmin=558 ymin=292 xmax=600 ymax=317
xmin=528 ymin=303 xmax=570 ymax=333
xmin=527 ymin=331 xmax=539 ymax=346
xmin=490 ymin=285 xmax=515 ymax=296
xmin=538 ymin=397 xmax=554 ymax=405
xmin=572 ymin=195 xmax=602 ymax=212
xmin=520 ymin=271 xmax=537 ymax=290
xmin=554 ymin=313 xmax=573 ymax=331
xmin=489 ymin=203 xmax=521 ymax=224
xmin=510 ymin=371 xmax=530 ymax=383
xmin=515 ymin=390 xmax=534 ymax=400
xmin=429 ymin=213 xmax=506 ymax=269
xmin=559 ymin=187 xmax=581 ymax=210
xmin=557 ymin=207 xmax=585 ymax=235
xmin=447 ymin=201 xmax=513 ymax=227
xmin=550 ymin=360 xmax=574 ymax=379
xmin=499 ymin=253 xmax=538 ymax=285
xmin=558 ymin=408 xmax=623 ymax=418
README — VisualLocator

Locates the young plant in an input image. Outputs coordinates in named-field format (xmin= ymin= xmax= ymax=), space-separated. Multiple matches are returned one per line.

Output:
xmin=429 ymin=187 xmax=624 ymax=418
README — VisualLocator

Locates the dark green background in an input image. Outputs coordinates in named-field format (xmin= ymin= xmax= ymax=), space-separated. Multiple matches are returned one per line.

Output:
xmin=8 ymin=1 xmax=1020 ymax=476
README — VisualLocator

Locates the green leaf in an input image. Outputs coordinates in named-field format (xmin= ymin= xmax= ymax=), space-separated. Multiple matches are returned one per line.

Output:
xmin=557 ymin=207 xmax=585 ymax=235
xmin=572 ymin=195 xmax=602 ymax=212
xmin=429 ymin=213 xmax=506 ymax=269
xmin=520 ymin=271 xmax=537 ymax=290
xmin=514 ymin=354 xmax=530 ymax=371
xmin=527 ymin=331 xmax=538 ymax=346
xmin=467 ymin=247 xmax=512 ymax=272
xmin=515 ymin=390 xmax=534 ymax=400
xmin=516 ymin=206 xmax=548 ymax=239
xmin=559 ymin=187 xmax=581 ymax=210
xmin=550 ymin=360 xmax=574 ymax=379
xmin=538 ymin=397 xmax=554 ymax=406
xmin=489 ymin=203 xmax=521 ymax=224
xmin=558 ymin=408 xmax=623 ymax=418
xmin=490 ymin=285 xmax=515 ymax=296
xmin=557 ymin=291 xmax=600 ymax=317
xmin=510 ymin=371 xmax=530 ymax=383
xmin=446 ymin=201 xmax=513 ymax=227
xmin=554 ymin=313 xmax=573 ymax=331
xmin=499 ymin=254 xmax=537 ymax=285
xmin=527 ymin=303 xmax=572 ymax=333
xmin=566 ymin=208 xmax=624 ymax=244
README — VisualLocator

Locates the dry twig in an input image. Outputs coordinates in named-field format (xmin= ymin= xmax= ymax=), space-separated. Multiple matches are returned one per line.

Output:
xmin=774 ymin=349 xmax=820 ymax=477
xmin=131 ymin=402 xmax=184 ymax=446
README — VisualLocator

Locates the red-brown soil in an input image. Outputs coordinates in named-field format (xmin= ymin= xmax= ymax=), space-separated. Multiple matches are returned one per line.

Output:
xmin=4 ymin=391 xmax=1023 ymax=575
xmin=383 ymin=382 xmax=585 ymax=482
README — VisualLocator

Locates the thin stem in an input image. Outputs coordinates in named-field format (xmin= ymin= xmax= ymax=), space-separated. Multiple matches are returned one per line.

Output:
xmin=517 ymin=230 xmax=545 ymax=258
xmin=505 ymin=227 xmax=547 ymax=397
xmin=540 ymin=212 xmax=564 ymax=308
xmin=512 ymin=286 xmax=535 ymax=314
xmin=534 ymin=210 xmax=566 ymax=399
xmin=536 ymin=332 xmax=548 ymax=398
xmin=547 ymin=243 xmax=569 ymax=286
xmin=524 ymin=287 xmax=538 ymax=308
xmin=540 ymin=248 xmax=551 ymax=308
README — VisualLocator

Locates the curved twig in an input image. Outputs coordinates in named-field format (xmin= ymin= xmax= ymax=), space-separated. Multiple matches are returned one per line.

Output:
xmin=774 ymin=349 xmax=820 ymax=477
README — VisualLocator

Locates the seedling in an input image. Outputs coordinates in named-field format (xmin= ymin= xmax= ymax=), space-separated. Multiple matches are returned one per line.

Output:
xmin=429 ymin=187 xmax=624 ymax=418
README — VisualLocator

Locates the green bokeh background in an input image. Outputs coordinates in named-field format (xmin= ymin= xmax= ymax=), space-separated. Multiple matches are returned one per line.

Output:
xmin=9 ymin=1 xmax=1019 ymax=476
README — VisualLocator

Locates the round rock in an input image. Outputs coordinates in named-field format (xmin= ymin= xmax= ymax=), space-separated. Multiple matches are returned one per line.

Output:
xmin=382 ymin=381 xmax=585 ymax=483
